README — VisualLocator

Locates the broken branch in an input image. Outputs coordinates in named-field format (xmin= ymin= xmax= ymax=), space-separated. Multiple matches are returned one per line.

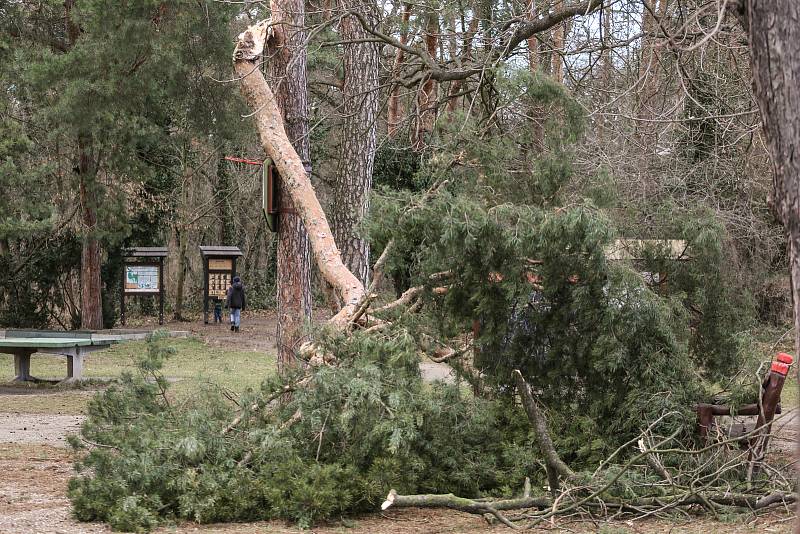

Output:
xmin=512 ymin=369 xmax=575 ymax=493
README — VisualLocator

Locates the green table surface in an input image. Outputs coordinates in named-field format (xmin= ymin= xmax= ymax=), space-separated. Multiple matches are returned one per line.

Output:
xmin=0 ymin=338 xmax=112 ymax=348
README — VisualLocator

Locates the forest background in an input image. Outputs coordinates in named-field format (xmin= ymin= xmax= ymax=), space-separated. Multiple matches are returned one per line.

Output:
xmin=0 ymin=0 xmax=788 ymax=333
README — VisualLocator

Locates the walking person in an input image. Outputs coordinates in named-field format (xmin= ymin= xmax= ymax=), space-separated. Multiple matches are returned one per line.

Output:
xmin=226 ymin=276 xmax=246 ymax=332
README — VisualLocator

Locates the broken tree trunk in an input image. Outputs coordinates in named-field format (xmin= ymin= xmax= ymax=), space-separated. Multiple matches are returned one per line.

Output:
xmin=233 ymin=21 xmax=365 ymax=328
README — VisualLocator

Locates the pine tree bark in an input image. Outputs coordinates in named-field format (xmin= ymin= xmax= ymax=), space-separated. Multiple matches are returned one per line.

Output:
xmin=268 ymin=0 xmax=313 ymax=374
xmin=741 ymin=5 xmax=800 ymax=527
xmin=526 ymin=0 xmax=538 ymax=72
xmin=79 ymin=151 xmax=103 ymax=331
xmin=513 ymin=370 xmax=574 ymax=494
xmin=550 ymin=1 xmax=564 ymax=82
xmin=66 ymin=0 xmax=103 ymax=330
xmin=332 ymin=0 xmax=380 ymax=287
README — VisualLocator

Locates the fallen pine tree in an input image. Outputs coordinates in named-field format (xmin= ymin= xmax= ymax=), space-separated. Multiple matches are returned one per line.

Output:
xmin=66 ymin=19 xmax=790 ymax=533
xmin=67 ymin=331 xmax=797 ymax=532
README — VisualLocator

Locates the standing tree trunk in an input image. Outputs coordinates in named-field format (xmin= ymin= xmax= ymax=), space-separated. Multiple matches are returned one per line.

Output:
xmin=268 ymin=0 xmax=313 ymax=374
xmin=636 ymin=0 xmax=668 ymax=123
xmin=601 ymin=2 xmax=612 ymax=87
xmin=526 ymin=0 xmax=538 ymax=72
xmin=66 ymin=1 xmax=103 ymax=330
xmin=446 ymin=17 xmax=479 ymax=113
xmin=173 ymin=224 xmax=188 ymax=321
xmin=387 ymin=3 xmax=412 ymax=138
xmin=332 ymin=0 xmax=380 ymax=287
xmin=412 ymin=9 xmax=439 ymax=150
xmin=550 ymin=0 xmax=564 ymax=82
xmin=172 ymin=157 xmax=192 ymax=321
xmin=741 ymin=4 xmax=800 ymax=528
xmin=597 ymin=0 xmax=613 ymax=141
xmin=79 ymin=155 xmax=103 ymax=330
xmin=216 ymin=155 xmax=234 ymax=245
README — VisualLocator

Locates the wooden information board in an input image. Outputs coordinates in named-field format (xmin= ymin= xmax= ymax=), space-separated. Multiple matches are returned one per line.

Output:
xmin=121 ymin=248 xmax=168 ymax=326
xmin=199 ymin=246 xmax=243 ymax=324
xmin=209 ymin=259 xmax=233 ymax=271
xmin=208 ymin=272 xmax=231 ymax=298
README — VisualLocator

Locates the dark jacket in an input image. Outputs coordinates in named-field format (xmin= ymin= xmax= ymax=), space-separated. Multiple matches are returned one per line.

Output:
xmin=226 ymin=281 xmax=246 ymax=310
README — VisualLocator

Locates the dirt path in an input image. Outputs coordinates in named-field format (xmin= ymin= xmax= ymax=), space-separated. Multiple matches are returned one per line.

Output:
xmin=0 ymin=414 xmax=83 ymax=448
xmin=133 ymin=310 xmax=456 ymax=382
xmin=0 ymin=312 xmax=453 ymax=451
xmin=161 ymin=310 xmax=281 ymax=353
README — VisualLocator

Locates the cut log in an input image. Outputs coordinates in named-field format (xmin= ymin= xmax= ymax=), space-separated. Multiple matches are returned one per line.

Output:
xmin=381 ymin=488 xmax=550 ymax=528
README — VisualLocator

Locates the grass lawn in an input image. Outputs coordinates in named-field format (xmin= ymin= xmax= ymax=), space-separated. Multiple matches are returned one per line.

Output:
xmin=0 ymin=337 xmax=276 ymax=414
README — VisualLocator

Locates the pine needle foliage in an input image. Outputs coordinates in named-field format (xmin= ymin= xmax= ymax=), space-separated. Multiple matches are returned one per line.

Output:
xmin=367 ymin=71 xmax=757 ymax=463
xmin=68 ymin=331 xmax=537 ymax=531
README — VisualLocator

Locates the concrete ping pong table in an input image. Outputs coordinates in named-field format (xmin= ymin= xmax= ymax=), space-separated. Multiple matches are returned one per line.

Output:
xmin=0 ymin=330 xmax=119 ymax=383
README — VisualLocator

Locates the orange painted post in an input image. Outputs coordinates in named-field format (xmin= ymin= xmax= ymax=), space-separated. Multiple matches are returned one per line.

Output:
xmin=749 ymin=353 xmax=793 ymax=463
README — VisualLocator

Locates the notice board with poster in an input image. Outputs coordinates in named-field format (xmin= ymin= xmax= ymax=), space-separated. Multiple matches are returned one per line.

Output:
xmin=124 ymin=265 xmax=160 ymax=293
xmin=199 ymin=246 xmax=243 ymax=324
xmin=121 ymin=247 xmax=168 ymax=326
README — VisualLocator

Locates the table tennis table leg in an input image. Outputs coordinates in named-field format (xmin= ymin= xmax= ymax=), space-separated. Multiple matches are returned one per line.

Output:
xmin=13 ymin=350 xmax=34 ymax=382
xmin=67 ymin=349 xmax=84 ymax=381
